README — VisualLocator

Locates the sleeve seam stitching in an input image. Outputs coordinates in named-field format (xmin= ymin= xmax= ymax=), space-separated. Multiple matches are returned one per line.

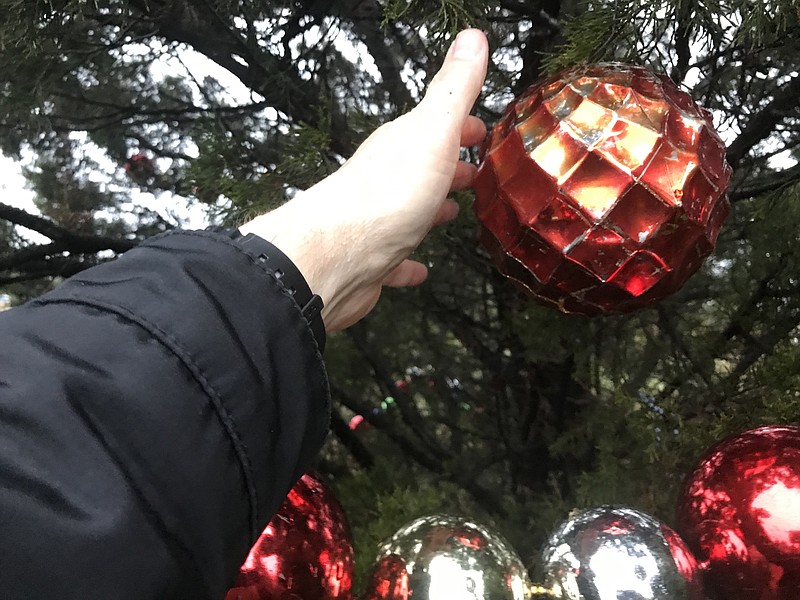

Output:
xmin=29 ymin=295 xmax=261 ymax=541
xmin=145 ymin=230 xmax=324 ymax=360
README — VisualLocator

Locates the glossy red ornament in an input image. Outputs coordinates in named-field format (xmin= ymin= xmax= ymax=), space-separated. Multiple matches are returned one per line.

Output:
xmin=473 ymin=63 xmax=731 ymax=315
xmin=364 ymin=554 xmax=409 ymax=600
xmin=677 ymin=426 xmax=800 ymax=599
xmin=225 ymin=472 xmax=354 ymax=600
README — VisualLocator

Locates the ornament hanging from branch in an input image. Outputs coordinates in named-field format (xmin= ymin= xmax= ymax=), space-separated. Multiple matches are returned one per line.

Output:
xmin=473 ymin=63 xmax=731 ymax=315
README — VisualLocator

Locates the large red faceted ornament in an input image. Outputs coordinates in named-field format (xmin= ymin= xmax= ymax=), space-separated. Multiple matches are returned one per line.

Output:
xmin=473 ymin=63 xmax=731 ymax=314
xmin=225 ymin=472 xmax=355 ymax=600
xmin=677 ymin=426 xmax=800 ymax=599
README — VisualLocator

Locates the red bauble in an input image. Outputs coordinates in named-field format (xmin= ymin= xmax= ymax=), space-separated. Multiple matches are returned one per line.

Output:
xmin=363 ymin=554 xmax=409 ymax=600
xmin=225 ymin=472 xmax=354 ymax=600
xmin=123 ymin=153 xmax=156 ymax=185
xmin=677 ymin=426 xmax=800 ymax=600
xmin=473 ymin=63 xmax=731 ymax=315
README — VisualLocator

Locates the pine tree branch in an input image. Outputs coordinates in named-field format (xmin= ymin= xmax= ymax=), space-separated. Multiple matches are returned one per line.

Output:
xmin=725 ymin=318 xmax=799 ymax=386
xmin=48 ymin=97 xmax=270 ymax=144
xmin=0 ymin=273 xmax=54 ymax=286
xmin=499 ymin=0 xmax=544 ymax=17
xmin=726 ymin=74 xmax=800 ymax=167
xmin=0 ymin=203 xmax=77 ymax=242
xmin=514 ymin=4 xmax=565 ymax=93
xmin=656 ymin=306 xmax=714 ymax=388
xmin=330 ymin=381 xmax=444 ymax=472
xmin=670 ymin=3 xmax=692 ymax=83
xmin=0 ymin=203 xmax=138 ymax=254
xmin=420 ymin=276 xmax=577 ymax=492
xmin=328 ymin=409 xmax=375 ymax=469
xmin=346 ymin=324 xmax=450 ymax=462
xmin=730 ymin=162 xmax=800 ymax=202
xmin=127 ymin=0 xmax=253 ymax=87
xmin=331 ymin=381 xmax=509 ymax=516
xmin=125 ymin=0 xmax=358 ymax=157
xmin=350 ymin=15 xmax=416 ymax=112
xmin=54 ymin=90 xmax=269 ymax=120
xmin=0 ymin=242 xmax=65 ymax=271
xmin=659 ymin=259 xmax=785 ymax=401
xmin=126 ymin=133 xmax=194 ymax=162
xmin=0 ymin=255 xmax=99 ymax=284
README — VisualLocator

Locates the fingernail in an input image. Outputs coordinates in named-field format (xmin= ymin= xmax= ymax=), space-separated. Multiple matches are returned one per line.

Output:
xmin=451 ymin=29 xmax=484 ymax=60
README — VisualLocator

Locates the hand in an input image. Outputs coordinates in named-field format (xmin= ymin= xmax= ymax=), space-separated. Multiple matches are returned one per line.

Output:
xmin=240 ymin=29 xmax=489 ymax=331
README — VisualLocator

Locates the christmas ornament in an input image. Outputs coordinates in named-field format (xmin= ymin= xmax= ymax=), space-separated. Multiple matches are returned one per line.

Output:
xmin=225 ymin=472 xmax=354 ymax=600
xmin=677 ymin=425 xmax=800 ymax=600
xmin=363 ymin=514 xmax=527 ymax=600
xmin=123 ymin=152 xmax=157 ymax=185
xmin=536 ymin=506 xmax=704 ymax=599
xmin=473 ymin=63 xmax=731 ymax=315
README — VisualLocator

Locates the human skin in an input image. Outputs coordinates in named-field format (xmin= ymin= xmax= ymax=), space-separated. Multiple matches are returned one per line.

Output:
xmin=239 ymin=29 xmax=490 ymax=332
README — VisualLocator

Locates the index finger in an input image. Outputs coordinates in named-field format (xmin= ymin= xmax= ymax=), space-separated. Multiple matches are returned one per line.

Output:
xmin=416 ymin=30 xmax=489 ymax=131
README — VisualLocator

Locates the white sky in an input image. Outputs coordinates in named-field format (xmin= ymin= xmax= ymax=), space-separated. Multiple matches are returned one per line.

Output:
xmin=0 ymin=25 xmax=382 ymax=241
xmin=0 ymin=154 xmax=36 ymax=211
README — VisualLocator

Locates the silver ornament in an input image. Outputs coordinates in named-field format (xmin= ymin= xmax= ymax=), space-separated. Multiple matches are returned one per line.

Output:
xmin=537 ymin=506 xmax=704 ymax=600
xmin=363 ymin=514 xmax=528 ymax=600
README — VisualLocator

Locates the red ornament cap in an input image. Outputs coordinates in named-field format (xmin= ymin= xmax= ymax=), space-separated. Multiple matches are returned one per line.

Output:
xmin=474 ymin=63 xmax=731 ymax=315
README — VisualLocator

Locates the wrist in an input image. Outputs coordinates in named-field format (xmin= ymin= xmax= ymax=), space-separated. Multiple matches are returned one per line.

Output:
xmin=238 ymin=196 xmax=351 ymax=325
xmin=227 ymin=217 xmax=327 ymax=351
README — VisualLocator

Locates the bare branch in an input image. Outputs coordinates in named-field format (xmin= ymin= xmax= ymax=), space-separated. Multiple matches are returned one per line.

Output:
xmin=0 ymin=203 xmax=137 ymax=254
xmin=727 ymin=74 xmax=800 ymax=167
xmin=328 ymin=409 xmax=375 ymax=469
xmin=730 ymin=162 xmax=800 ymax=201
xmin=670 ymin=3 xmax=692 ymax=83
xmin=0 ymin=255 xmax=100 ymax=284
xmin=126 ymin=0 xmax=358 ymax=156
xmin=349 ymin=9 xmax=416 ymax=112
xmin=0 ymin=242 xmax=65 ymax=271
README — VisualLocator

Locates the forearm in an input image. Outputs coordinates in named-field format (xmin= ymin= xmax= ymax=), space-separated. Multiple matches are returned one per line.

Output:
xmin=237 ymin=30 xmax=489 ymax=333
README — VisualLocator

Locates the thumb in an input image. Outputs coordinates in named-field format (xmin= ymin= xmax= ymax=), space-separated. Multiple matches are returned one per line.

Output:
xmin=416 ymin=29 xmax=489 ymax=128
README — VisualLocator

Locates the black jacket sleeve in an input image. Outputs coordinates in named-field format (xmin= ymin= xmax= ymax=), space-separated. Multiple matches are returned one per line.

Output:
xmin=0 ymin=230 xmax=330 ymax=600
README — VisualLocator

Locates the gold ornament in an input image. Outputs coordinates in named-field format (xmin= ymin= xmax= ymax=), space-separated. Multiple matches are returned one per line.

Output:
xmin=363 ymin=514 xmax=528 ymax=600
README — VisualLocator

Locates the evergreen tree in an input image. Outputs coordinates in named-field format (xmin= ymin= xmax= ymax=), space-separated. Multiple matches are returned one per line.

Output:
xmin=1 ymin=0 xmax=799 ymax=589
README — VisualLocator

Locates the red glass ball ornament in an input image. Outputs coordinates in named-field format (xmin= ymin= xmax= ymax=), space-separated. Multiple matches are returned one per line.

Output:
xmin=473 ymin=63 xmax=731 ymax=315
xmin=363 ymin=554 xmax=409 ymax=600
xmin=677 ymin=426 xmax=800 ymax=599
xmin=225 ymin=472 xmax=355 ymax=600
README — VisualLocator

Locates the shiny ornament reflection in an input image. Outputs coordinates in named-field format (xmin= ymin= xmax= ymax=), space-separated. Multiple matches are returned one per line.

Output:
xmin=363 ymin=514 xmax=527 ymax=600
xmin=225 ymin=472 xmax=354 ymax=600
xmin=537 ymin=506 xmax=704 ymax=599
xmin=473 ymin=63 xmax=731 ymax=315
xmin=677 ymin=425 xmax=800 ymax=600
